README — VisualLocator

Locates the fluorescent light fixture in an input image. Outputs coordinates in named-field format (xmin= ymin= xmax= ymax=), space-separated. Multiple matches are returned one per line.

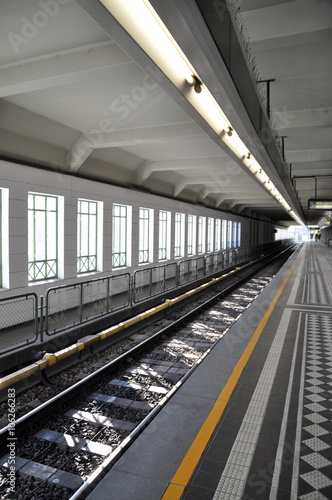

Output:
xmin=99 ymin=0 xmax=195 ymax=87
xmin=98 ymin=0 xmax=304 ymax=225
xmin=221 ymin=129 xmax=248 ymax=159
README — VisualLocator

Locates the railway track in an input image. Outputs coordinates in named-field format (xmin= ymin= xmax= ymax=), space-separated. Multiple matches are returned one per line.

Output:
xmin=0 ymin=244 xmax=299 ymax=500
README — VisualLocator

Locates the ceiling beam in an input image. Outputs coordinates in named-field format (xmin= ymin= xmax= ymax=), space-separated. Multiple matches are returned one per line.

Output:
xmin=135 ymin=156 xmax=232 ymax=185
xmin=67 ymin=122 xmax=205 ymax=171
xmin=216 ymin=194 xmax=272 ymax=208
xmin=272 ymin=106 xmax=332 ymax=130
xmin=286 ymin=149 xmax=332 ymax=163
xmin=200 ymin=184 xmax=259 ymax=200
xmin=0 ymin=41 xmax=131 ymax=97
xmin=92 ymin=122 xmax=204 ymax=149
xmin=242 ymin=0 xmax=332 ymax=42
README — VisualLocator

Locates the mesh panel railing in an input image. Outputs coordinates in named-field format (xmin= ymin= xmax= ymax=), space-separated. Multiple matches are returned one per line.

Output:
xmin=0 ymin=241 xmax=292 ymax=347
xmin=164 ymin=263 xmax=177 ymax=292
xmin=0 ymin=293 xmax=38 ymax=354
xmin=46 ymin=284 xmax=81 ymax=334
xmin=178 ymin=257 xmax=204 ymax=285
xmin=109 ymin=273 xmax=131 ymax=312
xmin=133 ymin=268 xmax=152 ymax=303
xmin=46 ymin=273 xmax=131 ymax=335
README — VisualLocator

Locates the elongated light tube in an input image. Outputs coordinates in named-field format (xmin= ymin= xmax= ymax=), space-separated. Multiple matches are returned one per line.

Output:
xmin=99 ymin=0 xmax=304 ymax=225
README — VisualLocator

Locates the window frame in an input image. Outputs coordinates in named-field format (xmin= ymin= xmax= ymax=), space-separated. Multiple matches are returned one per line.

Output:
xmin=174 ymin=212 xmax=185 ymax=258
xmin=232 ymin=221 xmax=237 ymax=248
xmin=215 ymin=218 xmax=221 ymax=252
xmin=198 ymin=216 xmax=206 ymax=254
xmin=237 ymin=222 xmax=242 ymax=247
xmin=187 ymin=214 xmax=196 ymax=256
xmin=0 ymin=190 xmax=2 ymax=287
xmin=28 ymin=192 xmax=59 ymax=282
xmin=112 ymin=204 xmax=128 ymax=268
xmin=77 ymin=198 xmax=98 ymax=274
xmin=207 ymin=217 xmax=214 ymax=253
xmin=227 ymin=220 xmax=232 ymax=249
xmin=158 ymin=210 xmax=170 ymax=261
xmin=139 ymin=207 xmax=153 ymax=264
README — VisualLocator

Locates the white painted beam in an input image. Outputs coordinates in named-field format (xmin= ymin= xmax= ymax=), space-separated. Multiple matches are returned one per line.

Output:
xmin=67 ymin=122 xmax=205 ymax=171
xmin=215 ymin=194 xmax=272 ymax=208
xmin=242 ymin=0 xmax=332 ymax=42
xmin=92 ymin=122 xmax=204 ymax=148
xmin=0 ymin=41 xmax=131 ymax=97
xmin=272 ymin=107 xmax=332 ymax=130
xmin=135 ymin=155 xmax=231 ymax=185
xmin=173 ymin=169 xmax=250 ymax=197
xmin=200 ymin=184 xmax=258 ymax=200
xmin=286 ymin=148 xmax=332 ymax=163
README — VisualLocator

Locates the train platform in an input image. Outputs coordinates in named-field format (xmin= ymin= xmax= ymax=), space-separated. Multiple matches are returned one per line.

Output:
xmin=86 ymin=241 xmax=332 ymax=500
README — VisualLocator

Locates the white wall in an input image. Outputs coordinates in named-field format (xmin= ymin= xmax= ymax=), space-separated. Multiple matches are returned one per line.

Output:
xmin=0 ymin=159 xmax=269 ymax=299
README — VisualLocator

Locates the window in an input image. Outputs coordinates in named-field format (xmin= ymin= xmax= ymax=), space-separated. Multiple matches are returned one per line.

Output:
xmin=237 ymin=222 xmax=242 ymax=247
xmin=139 ymin=207 xmax=153 ymax=264
xmin=0 ymin=190 xmax=2 ymax=287
xmin=28 ymin=193 xmax=58 ymax=282
xmin=207 ymin=217 xmax=214 ymax=252
xmin=187 ymin=214 xmax=196 ymax=256
xmin=0 ymin=188 xmax=9 ymax=289
xmin=227 ymin=220 xmax=232 ymax=249
xmin=215 ymin=219 xmax=221 ymax=252
xmin=77 ymin=199 xmax=98 ymax=274
xmin=232 ymin=222 xmax=237 ymax=248
xmin=221 ymin=220 xmax=227 ymax=250
xmin=159 ymin=210 xmax=170 ymax=260
xmin=174 ymin=212 xmax=185 ymax=258
xmin=198 ymin=216 xmax=206 ymax=254
xmin=113 ymin=204 xmax=130 ymax=268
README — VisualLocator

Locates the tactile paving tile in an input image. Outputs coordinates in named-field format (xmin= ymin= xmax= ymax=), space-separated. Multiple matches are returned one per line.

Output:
xmin=299 ymin=313 xmax=332 ymax=497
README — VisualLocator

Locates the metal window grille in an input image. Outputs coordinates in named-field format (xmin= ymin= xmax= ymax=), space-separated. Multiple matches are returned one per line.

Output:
xmin=77 ymin=199 xmax=98 ymax=274
xmin=139 ymin=208 xmax=150 ymax=264
xmin=187 ymin=214 xmax=193 ymax=256
xmin=187 ymin=214 xmax=196 ymax=256
xmin=28 ymin=193 xmax=58 ymax=282
xmin=215 ymin=218 xmax=221 ymax=252
xmin=207 ymin=217 xmax=214 ymax=252
xmin=237 ymin=222 xmax=242 ymax=247
xmin=0 ymin=189 xmax=2 ymax=288
xmin=113 ymin=204 xmax=127 ymax=268
xmin=222 ymin=219 xmax=227 ymax=250
xmin=174 ymin=212 xmax=183 ymax=258
xmin=227 ymin=220 xmax=232 ymax=249
xmin=232 ymin=221 xmax=237 ymax=247
xmin=159 ymin=210 xmax=167 ymax=260
xmin=198 ymin=216 xmax=205 ymax=254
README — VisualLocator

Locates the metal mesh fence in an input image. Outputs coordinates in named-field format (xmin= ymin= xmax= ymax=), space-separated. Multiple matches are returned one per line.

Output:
xmin=109 ymin=274 xmax=130 ymax=311
xmin=0 ymin=293 xmax=38 ymax=353
xmin=0 ymin=242 xmax=290 ymax=349
xmin=164 ymin=263 xmax=177 ymax=291
xmin=46 ymin=285 xmax=81 ymax=334
xmin=46 ymin=273 xmax=131 ymax=334
xmin=82 ymin=279 xmax=108 ymax=321
xmin=151 ymin=267 xmax=165 ymax=296
xmin=133 ymin=268 xmax=151 ymax=302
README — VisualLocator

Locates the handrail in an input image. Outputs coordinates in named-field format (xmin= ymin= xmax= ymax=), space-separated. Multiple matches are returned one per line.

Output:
xmin=0 ymin=292 xmax=39 ymax=354
xmin=0 ymin=240 xmax=292 ymax=351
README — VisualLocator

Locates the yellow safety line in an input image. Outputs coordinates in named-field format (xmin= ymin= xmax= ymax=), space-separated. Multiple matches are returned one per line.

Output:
xmin=161 ymin=256 xmax=299 ymax=499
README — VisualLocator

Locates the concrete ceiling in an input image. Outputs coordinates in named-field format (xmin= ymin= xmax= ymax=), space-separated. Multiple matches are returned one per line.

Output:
xmin=0 ymin=0 xmax=331 ymax=228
